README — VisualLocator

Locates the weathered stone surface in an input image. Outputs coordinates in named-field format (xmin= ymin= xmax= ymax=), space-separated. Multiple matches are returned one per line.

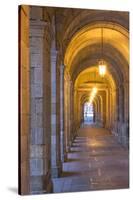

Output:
xmin=31 ymin=83 xmax=43 ymax=98
xmin=19 ymin=5 xmax=30 ymax=195
xmin=53 ymin=126 xmax=129 ymax=193
xmin=30 ymin=176 xmax=43 ymax=192
xmin=31 ymin=128 xmax=43 ymax=144
xmin=35 ymin=98 xmax=43 ymax=114
xmin=30 ymin=145 xmax=43 ymax=158
xmin=30 ymin=158 xmax=43 ymax=176
xmin=34 ymin=68 xmax=43 ymax=84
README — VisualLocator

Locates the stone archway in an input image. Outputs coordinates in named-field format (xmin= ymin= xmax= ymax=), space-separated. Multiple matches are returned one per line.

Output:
xmin=19 ymin=6 xmax=129 ymax=195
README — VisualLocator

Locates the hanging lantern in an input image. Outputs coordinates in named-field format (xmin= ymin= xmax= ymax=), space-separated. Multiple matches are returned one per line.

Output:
xmin=98 ymin=28 xmax=106 ymax=77
xmin=98 ymin=59 xmax=106 ymax=76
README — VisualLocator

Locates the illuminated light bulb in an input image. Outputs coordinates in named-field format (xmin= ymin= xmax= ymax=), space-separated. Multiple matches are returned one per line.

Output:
xmin=98 ymin=60 xmax=106 ymax=76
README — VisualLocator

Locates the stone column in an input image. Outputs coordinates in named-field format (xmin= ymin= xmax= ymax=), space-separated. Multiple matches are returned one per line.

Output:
xmin=120 ymin=83 xmax=129 ymax=146
xmin=123 ymin=82 xmax=129 ymax=146
xmin=114 ymin=85 xmax=124 ymax=141
xmin=68 ymin=77 xmax=71 ymax=150
xmin=100 ymin=95 xmax=104 ymax=127
xmin=29 ymin=15 xmax=52 ymax=193
xmin=64 ymin=75 xmax=68 ymax=156
xmin=97 ymin=97 xmax=101 ymax=126
xmin=105 ymin=88 xmax=109 ymax=128
xmin=69 ymin=80 xmax=74 ymax=143
xmin=60 ymin=64 xmax=67 ymax=161
xmin=74 ymin=88 xmax=77 ymax=129
xmin=117 ymin=87 xmax=121 ymax=142
xmin=19 ymin=5 xmax=30 ymax=195
xmin=124 ymin=82 xmax=129 ymax=123
xmin=118 ymin=86 xmax=124 ymax=122
xmin=51 ymin=48 xmax=62 ymax=177
xmin=64 ymin=73 xmax=72 ymax=153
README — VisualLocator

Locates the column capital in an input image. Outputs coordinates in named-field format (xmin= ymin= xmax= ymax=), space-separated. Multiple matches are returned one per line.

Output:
xmin=30 ymin=19 xmax=51 ymax=39
xmin=30 ymin=19 xmax=49 ymax=28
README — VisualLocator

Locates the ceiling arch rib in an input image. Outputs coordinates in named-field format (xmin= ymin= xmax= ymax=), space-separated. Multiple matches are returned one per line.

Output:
xmin=61 ymin=11 xmax=129 ymax=52
xmin=70 ymin=43 xmax=127 ymax=85
xmin=75 ymin=67 xmax=116 ymax=91
xmin=64 ymin=24 xmax=129 ymax=69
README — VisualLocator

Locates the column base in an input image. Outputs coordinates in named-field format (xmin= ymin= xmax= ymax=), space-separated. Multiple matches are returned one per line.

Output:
xmin=51 ymin=163 xmax=62 ymax=178
xmin=44 ymin=172 xmax=53 ymax=193
xmin=30 ymin=173 xmax=53 ymax=194
xmin=63 ymin=151 xmax=68 ymax=162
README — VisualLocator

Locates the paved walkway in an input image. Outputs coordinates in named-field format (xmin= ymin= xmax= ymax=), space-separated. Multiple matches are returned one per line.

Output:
xmin=53 ymin=126 xmax=129 ymax=193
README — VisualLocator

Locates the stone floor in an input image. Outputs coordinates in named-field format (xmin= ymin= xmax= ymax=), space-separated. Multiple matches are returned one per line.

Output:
xmin=52 ymin=125 xmax=129 ymax=193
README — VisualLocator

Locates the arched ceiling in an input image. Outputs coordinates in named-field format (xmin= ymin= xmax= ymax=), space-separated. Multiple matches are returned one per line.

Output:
xmin=80 ymin=92 xmax=103 ymax=107
xmin=64 ymin=24 xmax=128 ymax=66
xmin=55 ymin=8 xmax=129 ymax=52
xmin=61 ymin=10 xmax=129 ymax=51
xmin=64 ymin=22 xmax=129 ymax=85
xmin=60 ymin=9 xmax=129 ymax=109
xmin=75 ymin=67 xmax=116 ymax=90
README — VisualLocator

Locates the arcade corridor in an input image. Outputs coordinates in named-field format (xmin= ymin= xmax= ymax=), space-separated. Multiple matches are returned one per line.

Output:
xmin=19 ymin=5 xmax=129 ymax=195
xmin=53 ymin=126 xmax=129 ymax=192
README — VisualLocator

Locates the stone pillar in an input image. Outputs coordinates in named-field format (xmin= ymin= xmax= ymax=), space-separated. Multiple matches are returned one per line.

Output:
xmin=124 ymin=82 xmax=129 ymax=121
xmin=43 ymin=23 xmax=53 ymax=192
xmin=105 ymin=89 xmax=109 ymax=128
xmin=68 ymin=78 xmax=71 ymax=150
xmin=60 ymin=64 xmax=67 ymax=161
xmin=119 ymin=86 xmax=124 ymax=122
xmin=120 ymin=83 xmax=129 ymax=146
xmin=64 ymin=76 xmax=68 ymax=155
xmin=97 ymin=99 xmax=100 ymax=125
xmin=69 ymin=80 xmax=74 ymax=142
xmin=29 ymin=13 xmax=52 ymax=193
xmin=117 ymin=87 xmax=121 ymax=142
xmin=19 ymin=5 xmax=30 ymax=195
xmin=123 ymin=82 xmax=129 ymax=146
xmin=107 ymin=88 xmax=111 ymax=129
xmin=99 ymin=95 xmax=104 ymax=127
xmin=116 ymin=86 xmax=123 ymax=143
xmin=64 ymin=73 xmax=72 ymax=153
xmin=51 ymin=48 xmax=62 ymax=177
xmin=81 ymin=103 xmax=84 ymax=126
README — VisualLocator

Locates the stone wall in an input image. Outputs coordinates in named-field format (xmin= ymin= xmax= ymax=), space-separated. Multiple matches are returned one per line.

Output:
xmin=29 ymin=7 xmax=53 ymax=194
xmin=19 ymin=5 xmax=30 ymax=195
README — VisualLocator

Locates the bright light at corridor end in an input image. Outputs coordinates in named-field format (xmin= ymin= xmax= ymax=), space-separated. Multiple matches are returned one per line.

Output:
xmin=92 ymin=87 xmax=97 ymax=94
xmin=89 ymin=87 xmax=97 ymax=104
xmin=98 ymin=60 xmax=106 ymax=76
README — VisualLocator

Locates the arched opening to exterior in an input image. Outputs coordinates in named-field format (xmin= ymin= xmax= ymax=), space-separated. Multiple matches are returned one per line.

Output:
xmin=83 ymin=102 xmax=94 ymax=124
